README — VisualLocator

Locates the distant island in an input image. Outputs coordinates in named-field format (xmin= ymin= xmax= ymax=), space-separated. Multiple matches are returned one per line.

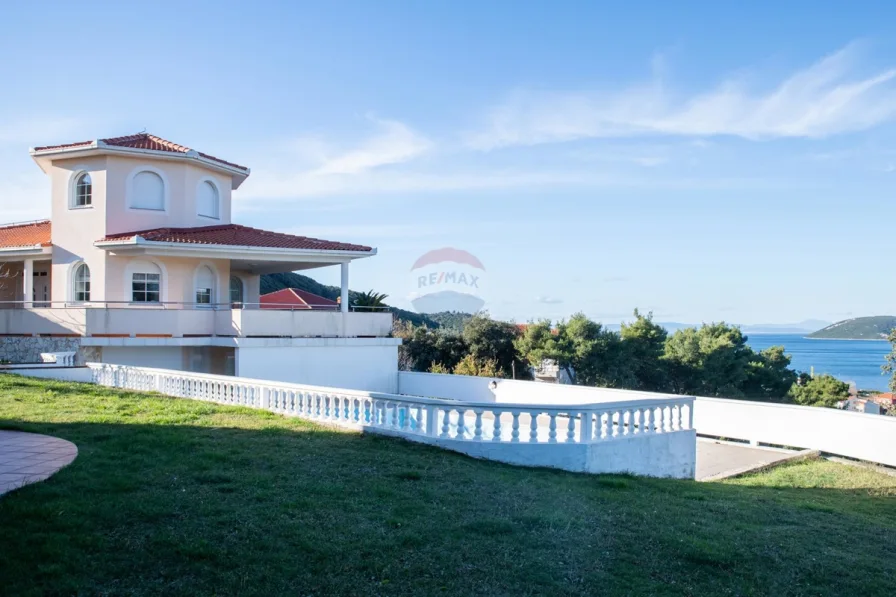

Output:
xmin=807 ymin=316 xmax=896 ymax=340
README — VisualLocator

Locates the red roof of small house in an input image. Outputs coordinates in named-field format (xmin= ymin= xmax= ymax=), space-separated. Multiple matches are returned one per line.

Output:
xmin=98 ymin=224 xmax=373 ymax=253
xmin=0 ymin=220 xmax=51 ymax=248
xmin=260 ymin=288 xmax=338 ymax=310
xmin=32 ymin=133 xmax=249 ymax=172
xmin=870 ymin=392 xmax=896 ymax=404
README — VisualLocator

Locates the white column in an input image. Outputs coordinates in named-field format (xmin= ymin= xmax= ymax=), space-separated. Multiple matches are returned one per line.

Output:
xmin=23 ymin=259 xmax=34 ymax=308
xmin=340 ymin=262 xmax=349 ymax=314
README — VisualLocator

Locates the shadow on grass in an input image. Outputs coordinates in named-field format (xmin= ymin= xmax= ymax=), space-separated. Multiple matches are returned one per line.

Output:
xmin=1 ymin=376 xmax=895 ymax=596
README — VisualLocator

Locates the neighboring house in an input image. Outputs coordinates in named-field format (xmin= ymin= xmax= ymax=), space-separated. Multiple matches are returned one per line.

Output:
xmin=0 ymin=133 xmax=399 ymax=392
xmin=514 ymin=323 xmax=572 ymax=384
xmin=842 ymin=397 xmax=884 ymax=415
xmin=260 ymin=288 xmax=338 ymax=310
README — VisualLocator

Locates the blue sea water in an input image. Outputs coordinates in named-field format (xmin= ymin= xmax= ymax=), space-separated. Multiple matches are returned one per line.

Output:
xmin=745 ymin=334 xmax=892 ymax=391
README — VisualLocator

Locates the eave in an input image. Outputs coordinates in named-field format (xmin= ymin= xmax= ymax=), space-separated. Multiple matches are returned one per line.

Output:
xmin=94 ymin=237 xmax=376 ymax=273
xmin=30 ymin=143 xmax=250 ymax=189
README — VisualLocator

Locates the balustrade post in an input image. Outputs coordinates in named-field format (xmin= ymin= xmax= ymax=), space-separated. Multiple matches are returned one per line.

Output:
xmin=440 ymin=409 xmax=451 ymax=439
xmin=473 ymin=410 xmax=483 ymax=441
xmin=511 ymin=412 xmax=520 ymax=442
xmin=529 ymin=412 xmax=539 ymax=443
xmin=548 ymin=413 xmax=557 ymax=443
xmin=492 ymin=412 xmax=502 ymax=442
xmin=425 ymin=405 xmax=438 ymax=437
xmin=580 ymin=411 xmax=593 ymax=442
xmin=260 ymin=386 xmax=269 ymax=409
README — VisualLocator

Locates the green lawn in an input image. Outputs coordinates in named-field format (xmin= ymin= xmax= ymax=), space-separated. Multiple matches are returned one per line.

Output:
xmin=1 ymin=375 xmax=895 ymax=596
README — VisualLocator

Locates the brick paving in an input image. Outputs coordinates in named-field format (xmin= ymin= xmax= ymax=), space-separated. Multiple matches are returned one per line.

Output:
xmin=0 ymin=431 xmax=77 ymax=495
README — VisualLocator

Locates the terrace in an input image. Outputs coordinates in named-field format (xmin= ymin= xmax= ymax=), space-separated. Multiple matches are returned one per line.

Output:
xmin=0 ymin=374 xmax=894 ymax=595
xmin=0 ymin=301 xmax=394 ymax=339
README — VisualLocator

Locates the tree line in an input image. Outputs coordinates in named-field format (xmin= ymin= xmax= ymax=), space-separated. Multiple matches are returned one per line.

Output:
xmin=395 ymin=310 xmax=853 ymax=407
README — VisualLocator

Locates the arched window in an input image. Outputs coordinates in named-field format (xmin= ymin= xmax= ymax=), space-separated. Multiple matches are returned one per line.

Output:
xmin=197 ymin=180 xmax=219 ymax=219
xmin=74 ymin=264 xmax=91 ymax=302
xmin=229 ymin=275 xmax=244 ymax=305
xmin=195 ymin=266 xmax=215 ymax=306
xmin=74 ymin=173 xmax=92 ymax=207
xmin=130 ymin=171 xmax=165 ymax=211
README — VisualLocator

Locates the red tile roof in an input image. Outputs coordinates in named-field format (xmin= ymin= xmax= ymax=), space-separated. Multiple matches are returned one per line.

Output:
xmin=99 ymin=224 xmax=373 ymax=253
xmin=0 ymin=220 xmax=51 ymax=248
xmin=33 ymin=133 xmax=248 ymax=172
xmin=261 ymin=288 xmax=338 ymax=310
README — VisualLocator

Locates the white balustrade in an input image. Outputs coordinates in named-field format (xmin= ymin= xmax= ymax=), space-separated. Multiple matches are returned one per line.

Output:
xmin=86 ymin=363 xmax=694 ymax=445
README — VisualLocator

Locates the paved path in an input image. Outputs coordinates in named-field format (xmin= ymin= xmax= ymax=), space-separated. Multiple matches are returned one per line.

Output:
xmin=0 ymin=431 xmax=78 ymax=495
xmin=697 ymin=438 xmax=795 ymax=481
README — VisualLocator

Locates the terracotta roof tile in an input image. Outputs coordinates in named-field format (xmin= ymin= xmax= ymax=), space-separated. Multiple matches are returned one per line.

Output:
xmin=260 ymin=288 xmax=338 ymax=310
xmin=0 ymin=220 xmax=51 ymax=248
xmin=33 ymin=133 xmax=248 ymax=172
xmin=99 ymin=224 xmax=373 ymax=253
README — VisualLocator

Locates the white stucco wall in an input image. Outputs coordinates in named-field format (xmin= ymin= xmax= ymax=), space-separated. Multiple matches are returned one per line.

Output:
xmin=397 ymin=372 xmax=680 ymax=404
xmin=48 ymin=155 xmax=110 ymax=303
xmin=2 ymin=367 xmax=94 ymax=383
xmin=103 ymin=155 xmax=233 ymax=235
xmin=101 ymin=346 xmax=186 ymax=370
xmin=43 ymin=153 xmax=237 ymax=306
xmin=237 ymin=339 xmax=400 ymax=393
xmin=693 ymin=397 xmax=896 ymax=467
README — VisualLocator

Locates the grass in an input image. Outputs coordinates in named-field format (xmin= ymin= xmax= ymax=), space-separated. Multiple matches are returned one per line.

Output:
xmin=1 ymin=376 xmax=895 ymax=596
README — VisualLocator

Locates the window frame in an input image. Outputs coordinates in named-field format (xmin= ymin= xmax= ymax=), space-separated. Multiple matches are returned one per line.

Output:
xmin=73 ymin=263 xmax=91 ymax=303
xmin=196 ymin=178 xmax=221 ymax=220
xmin=193 ymin=264 xmax=217 ymax=308
xmin=131 ymin=272 xmax=162 ymax=304
xmin=126 ymin=166 xmax=170 ymax=213
xmin=69 ymin=169 xmax=94 ymax=210
xmin=229 ymin=275 xmax=244 ymax=306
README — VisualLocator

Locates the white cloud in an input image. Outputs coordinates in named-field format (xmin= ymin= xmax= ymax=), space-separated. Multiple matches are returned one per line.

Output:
xmin=312 ymin=117 xmax=431 ymax=175
xmin=467 ymin=43 xmax=896 ymax=149
xmin=535 ymin=296 xmax=563 ymax=304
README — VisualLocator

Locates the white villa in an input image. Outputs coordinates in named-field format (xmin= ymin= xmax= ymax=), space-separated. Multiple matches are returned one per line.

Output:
xmin=0 ymin=133 xmax=399 ymax=392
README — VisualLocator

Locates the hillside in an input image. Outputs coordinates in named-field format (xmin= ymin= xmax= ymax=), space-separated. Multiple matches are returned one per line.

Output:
xmin=260 ymin=272 xmax=469 ymax=328
xmin=807 ymin=316 xmax=896 ymax=340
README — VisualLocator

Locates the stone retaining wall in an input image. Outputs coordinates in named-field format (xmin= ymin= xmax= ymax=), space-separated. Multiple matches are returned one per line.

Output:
xmin=0 ymin=337 xmax=95 ymax=365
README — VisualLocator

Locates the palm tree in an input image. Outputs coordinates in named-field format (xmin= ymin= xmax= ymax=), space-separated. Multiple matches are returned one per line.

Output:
xmin=352 ymin=290 xmax=389 ymax=310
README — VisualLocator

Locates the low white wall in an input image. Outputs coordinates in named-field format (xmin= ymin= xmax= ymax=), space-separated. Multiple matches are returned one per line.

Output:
xmin=398 ymin=371 xmax=680 ymax=404
xmin=238 ymin=341 xmax=399 ymax=393
xmin=2 ymin=367 xmax=94 ymax=382
xmin=413 ymin=429 xmax=696 ymax=478
xmin=101 ymin=347 xmax=186 ymax=370
xmin=224 ymin=310 xmax=393 ymax=338
xmin=400 ymin=372 xmax=896 ymax=469
xmin=693 ymin=397 xmax=896 ymax=467
xmin=398 ymin=371 xmax=498 ymax=401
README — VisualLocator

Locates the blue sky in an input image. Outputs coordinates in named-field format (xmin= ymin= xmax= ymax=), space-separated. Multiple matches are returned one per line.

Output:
xmin=1 ymin=0 xmax=894 ymax=324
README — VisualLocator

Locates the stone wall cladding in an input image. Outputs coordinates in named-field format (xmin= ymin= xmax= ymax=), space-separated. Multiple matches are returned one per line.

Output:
xmin=0 ymin=337 xmax=89 ymax=365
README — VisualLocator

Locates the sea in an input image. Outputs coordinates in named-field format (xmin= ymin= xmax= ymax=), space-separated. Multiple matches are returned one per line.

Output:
xmin=745 ymin=334 xmax=892 ymax=391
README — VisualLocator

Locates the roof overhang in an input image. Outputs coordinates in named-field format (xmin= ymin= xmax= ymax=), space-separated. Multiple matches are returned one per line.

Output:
xmin=0 ymin=245 xmax=52 ymax=259
xmin=30 ymin=142 xmax=250 ymax=189
xmin=94 ymin=237 xmax=376 ymax=274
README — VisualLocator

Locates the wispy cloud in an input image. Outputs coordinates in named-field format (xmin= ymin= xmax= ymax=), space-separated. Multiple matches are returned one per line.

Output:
xmin=535 ymin=296 xmax=564 ymax=304
xmin=312 ymin=117 xmax=432 ymax=175
xmin=466 ymin=43 xmax=896 ymax=149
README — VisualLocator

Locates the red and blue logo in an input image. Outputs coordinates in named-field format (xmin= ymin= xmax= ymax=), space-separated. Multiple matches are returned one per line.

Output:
xmin=409 ymin=248 xmax=486 ymax=314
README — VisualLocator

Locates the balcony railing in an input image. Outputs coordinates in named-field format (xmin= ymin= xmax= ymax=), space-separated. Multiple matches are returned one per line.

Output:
xmin=0 ymin=301 xmax=393 ymax=338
